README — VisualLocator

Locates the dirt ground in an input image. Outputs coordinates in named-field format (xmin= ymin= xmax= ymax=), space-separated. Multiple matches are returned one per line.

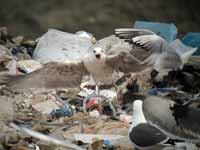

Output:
xmin=0 ymin=0 xmax=200 ymax=39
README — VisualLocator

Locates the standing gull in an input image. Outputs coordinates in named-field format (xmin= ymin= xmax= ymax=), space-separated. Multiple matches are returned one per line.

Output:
xmin=129 ymin=98 xmax=199 ymax=150
xmin=129 ymin=100 xmax=169 ymax=150
xmin=143 ymin=96 xmax=200 ymax=143
xmin=1 ymin=29 xmax=191 ymax=90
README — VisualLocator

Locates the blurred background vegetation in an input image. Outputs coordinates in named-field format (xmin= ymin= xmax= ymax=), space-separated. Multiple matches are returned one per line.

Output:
xmin=0 ymin=0 xmax=200 ymax=39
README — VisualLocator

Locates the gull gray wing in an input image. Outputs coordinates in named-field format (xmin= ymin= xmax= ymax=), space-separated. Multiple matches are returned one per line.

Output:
xmin=129 ymin=123 xmax=168 ymax=148
xmin=143 ymin=96 xmax=200 ymax=142
xmin=115 ymin=28 xmax=183 ymax=71
xmin=130 ymin=34 xmax=183 ymax=70
xmin=115 ymin=28 xmax=155 ymax=40
xmin=0 ymin=61 xmax=88 ymax=89
xmin=115 ymin=28 xmax=172 ymax=54
xmin=106 ymin=51 xmax=148 ymax=73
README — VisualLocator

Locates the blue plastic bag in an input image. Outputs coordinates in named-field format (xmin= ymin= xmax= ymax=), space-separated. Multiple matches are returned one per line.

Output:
xmin=134 ymin=21 xmax=177 ymax=42
xmin=182 ymin=32 xmax=200 ymax=56
xmin=50 ymin=105 xmax=73 ymax=117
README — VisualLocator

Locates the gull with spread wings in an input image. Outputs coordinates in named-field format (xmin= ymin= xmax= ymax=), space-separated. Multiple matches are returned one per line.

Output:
xmin=1 ymin=29 xmax=192 ymax=92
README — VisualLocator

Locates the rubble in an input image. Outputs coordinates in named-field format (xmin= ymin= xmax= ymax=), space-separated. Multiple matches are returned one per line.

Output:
xmin=0 ymin=45 xmax=12 ymax=71
xmin=73 ymin=134 xmax=125 ymax=144
xmin=0 ymin=26 xmax=199 ymax=150
xmin=0 ymin=96 xmax=14 ymax=125
xmin=32 ymin=99 xmax=60 ymax=115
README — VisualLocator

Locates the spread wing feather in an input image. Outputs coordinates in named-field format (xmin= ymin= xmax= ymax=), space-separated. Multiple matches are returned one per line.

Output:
xmin=112 ymin=28 xmax=183 ymax=71
xmin=0 ymin=61 xmax=88 ymax=89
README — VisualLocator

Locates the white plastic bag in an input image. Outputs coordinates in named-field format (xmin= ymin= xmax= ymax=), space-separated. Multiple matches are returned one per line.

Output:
xmin=170 ymin=39 xmax=197 ymax=56
xmin=170 ymin=39 xmax=197 ymax=63
xmin=33 ymin=29 xmax=95 ymax=63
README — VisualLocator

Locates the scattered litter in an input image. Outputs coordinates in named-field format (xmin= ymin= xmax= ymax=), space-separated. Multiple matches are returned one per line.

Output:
xmin=6 ymin=59 xmax=18 ymax=75
xmin=0 ymin=26 xmax=200 ymax=150
xmin=17 ymin=60 xmax=42 ymax=73
xmin=32 ymin=99 xmax=60 ymax=114
xmin=148 ymin=87 xmax=177 ymax=96
xmin=10 ymin=122 xmax=85 ymax=150
xmin=0 ymin=45 xmax=12 ymax=60
xmin=119 ymin=114 xmax=132 ymax=123
xmin=86 ymin=98 xmax=99 ymax=110
xmin=0 ymin=45 xmax=12 ymax=71
xmin=0 ymin=96 xmax=13 ymax=125
xmin=11 ymin=46 xmax=32 ymax=60
xmin=79 ymin=83 xmax=117 ymax=100
xmin=50 ymin=105 xmax=74 ymax=117
xmin=89 ymin=110 xmax=101 ymax=117
xmin=74 ymin=134 xmax=125 ymax=144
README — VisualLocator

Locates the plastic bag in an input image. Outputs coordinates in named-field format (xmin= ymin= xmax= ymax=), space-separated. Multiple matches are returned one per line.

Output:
xmin=170 ymin=39 xmax=197 ymax=56
xmin=182 ymin=32 xmax=200 ymax=56
xmin=33 ymin=29 xmax=95 ymax=63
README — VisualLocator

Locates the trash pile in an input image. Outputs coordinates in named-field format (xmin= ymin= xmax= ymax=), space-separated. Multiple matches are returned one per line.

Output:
xmin=0 ymin=27 xmax=133 ymax=150
xmin=0 ymin=21 xmax=200 ymax=150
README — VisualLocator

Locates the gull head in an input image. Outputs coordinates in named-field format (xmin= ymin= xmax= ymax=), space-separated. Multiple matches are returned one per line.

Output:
xmin=91 ymin=46 xmax=106 ymax=63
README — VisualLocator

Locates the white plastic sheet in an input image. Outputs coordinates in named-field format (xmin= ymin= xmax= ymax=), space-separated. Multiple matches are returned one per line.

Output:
xmin=33 ymin=29 xmax=94 ymax=64
xmin=170 ymin=39 xmax=197 ymax=55
xmin=170 ymin=39 xmax=197 ymax=63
